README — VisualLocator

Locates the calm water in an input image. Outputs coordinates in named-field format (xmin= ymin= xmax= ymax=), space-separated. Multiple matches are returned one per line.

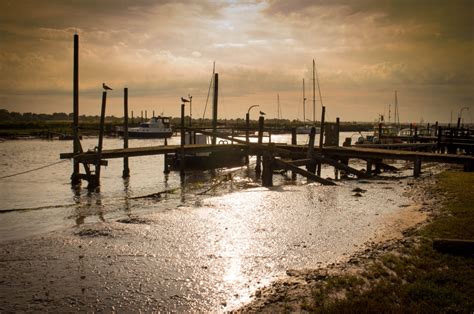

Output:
xmin=0 ymin=132 xmax=414 ymax=310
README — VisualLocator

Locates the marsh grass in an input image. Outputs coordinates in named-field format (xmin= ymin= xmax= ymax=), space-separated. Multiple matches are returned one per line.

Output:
xmin=305 ymin=171 xmax=474 ymax=313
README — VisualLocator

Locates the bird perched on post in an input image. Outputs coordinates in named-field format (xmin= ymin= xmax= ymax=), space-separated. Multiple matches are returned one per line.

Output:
xmin=103 ymin=83 xmax=113 ymax=91
xmin=181 ymin=97 xmax=190 ymax=103
xmin=259 ymin=111 xmax=266 ymax=115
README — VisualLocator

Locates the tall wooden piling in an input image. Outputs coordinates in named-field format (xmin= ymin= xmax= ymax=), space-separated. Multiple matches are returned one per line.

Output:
xmin=306 ymin=127 xmax=316 ymax=174
xmin=255 ymin=116 xmax=264 ymax=176
xmin=122 ymin=88 xmax=130 ymax=178
xmin=414 ymin=158 xmax=422 ymax=177
xmin=262 ymin=151 xmax=274 ymax=187
xmin=93 ymin=91 xmax=107 ymax=189
xmin=163 ymin=137 xmax=169 ymax=174
xmin=434 ymin=121 xmax=438 ymax=136
xmin=317 ymin=106 xmax=326 ymax=176
xmin=180 ymin=103 xmax=185 ymax=176
xmin=71 ymin=33 xmax=80 ymax=185
xmin=291 ymin=127 xmax=297 ymax=180
xmin=245 ymin=112 xmax=250 ymax=164
xmin=212 ymin=73 xmax=219 ymax=145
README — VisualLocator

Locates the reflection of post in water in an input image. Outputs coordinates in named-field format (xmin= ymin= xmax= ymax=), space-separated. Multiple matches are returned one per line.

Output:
xmin=123 ymin=177 xmax=132 ymax=217
xmin=180 ymin=175 xmax=186 ymax=203
xmin=74 ymin=191 xmax=105 ymax=226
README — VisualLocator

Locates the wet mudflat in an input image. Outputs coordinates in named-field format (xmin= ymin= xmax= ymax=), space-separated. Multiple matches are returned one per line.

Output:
xmin=0 ymin=135 xmax=429 ymax=311
xmin=0 ymin=179 xmax=421 ymax=311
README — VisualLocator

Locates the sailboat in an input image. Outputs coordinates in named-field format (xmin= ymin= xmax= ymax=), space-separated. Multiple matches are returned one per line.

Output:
xmin=296 ymin=60 xmax=321 ymax=134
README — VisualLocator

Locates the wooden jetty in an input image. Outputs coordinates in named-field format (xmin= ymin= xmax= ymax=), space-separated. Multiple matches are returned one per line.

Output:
xmin=62 ymin=34 xmax=473 ymax=190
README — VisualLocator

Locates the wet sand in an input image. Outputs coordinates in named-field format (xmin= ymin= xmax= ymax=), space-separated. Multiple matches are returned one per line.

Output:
xmin=0 ymin=170 xmax=438 ymax=312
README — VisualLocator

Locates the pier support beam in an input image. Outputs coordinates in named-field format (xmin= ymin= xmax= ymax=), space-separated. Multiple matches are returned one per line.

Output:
xmin=212 ymin=73 xmax=218 ymax=145
xmin=366 ymin=159 xmax=373 ymax=176
xmin=71 ymin=33 xmax=81 ymax=185
xmin=122 ymin=88 xmax=130 ymax=178
xmin=306 ymin=127 xmax=316 ymax=174
xmin=262 ymin=152 xmax=274 ymax=187
xmin=317 ymin=106 xmax=326 ymax=176
xmin=291 ymin=127 xmax=297 ymax=180
xmin=89 ymin=91 xmax=107 ymax=190
xmin=255 ymin=116 xmax=264 ymax=176
xmin=180 ymin=103 xmax=185 ymax=177
xmin=414 ymin=158 xmax=422 ymax=178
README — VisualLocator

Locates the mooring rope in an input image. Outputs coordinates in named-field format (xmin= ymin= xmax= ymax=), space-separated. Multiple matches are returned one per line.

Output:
xmin=0 ymin=160 xmax=68 ymax=180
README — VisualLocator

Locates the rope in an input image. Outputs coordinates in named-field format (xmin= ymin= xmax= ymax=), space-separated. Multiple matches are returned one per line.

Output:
xmin=0 ymin=160 xmax=68 ymax=180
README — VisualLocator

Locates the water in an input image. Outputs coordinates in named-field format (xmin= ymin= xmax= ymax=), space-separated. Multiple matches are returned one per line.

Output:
xmin=0 ymin=132 xmax=415 ymax=311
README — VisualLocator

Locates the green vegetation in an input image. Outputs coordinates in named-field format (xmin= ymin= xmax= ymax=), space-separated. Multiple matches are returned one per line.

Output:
xmin=303 ymin=171 xmax=474 ymax=313
xmin=0 ymin=109 xmax=382 ymax=138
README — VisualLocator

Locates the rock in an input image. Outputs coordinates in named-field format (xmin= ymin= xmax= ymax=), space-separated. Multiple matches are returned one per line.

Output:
xmin=352 ymin=187 xmax=367 ymax=193
xmin=353 ymin=192 xmax=363 ymax=197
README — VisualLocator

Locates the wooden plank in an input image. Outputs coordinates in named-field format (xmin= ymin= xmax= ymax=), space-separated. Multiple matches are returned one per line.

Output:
xmin=321 ymin=146 xmax=474 ymax=164
xmin=433 ymin=238 xmax=474 ymax=256
xmin=274 ymin=159 xmax=336 ymax=186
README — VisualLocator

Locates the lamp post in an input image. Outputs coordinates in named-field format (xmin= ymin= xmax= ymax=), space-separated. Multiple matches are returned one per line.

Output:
xmin=246 ymin=105 xmax=259 ymax=144
xmin=458 ymin=106 xmax=469 ymax=128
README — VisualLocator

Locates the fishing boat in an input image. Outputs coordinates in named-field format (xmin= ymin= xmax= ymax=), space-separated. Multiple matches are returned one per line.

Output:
xmin=116 ymin=116 xmax=173 ymax=139
xmin=166 ymin=133 xmax=246 ymax=170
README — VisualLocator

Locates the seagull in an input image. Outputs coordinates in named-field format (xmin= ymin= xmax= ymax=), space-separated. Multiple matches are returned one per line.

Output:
xmin=103 ymin=83 xmax=113 ymax=91
xmin=181 ymin=97 xmax=190 ymax=103
xmin=259 ymin=111 xmax=266 ymax=115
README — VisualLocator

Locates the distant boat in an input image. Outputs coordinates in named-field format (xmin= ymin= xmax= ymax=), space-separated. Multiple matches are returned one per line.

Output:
xmin=116 ymin=116 xmax=173 ymax=139
xmin=296 ymin=126 xmax=320 ymax=134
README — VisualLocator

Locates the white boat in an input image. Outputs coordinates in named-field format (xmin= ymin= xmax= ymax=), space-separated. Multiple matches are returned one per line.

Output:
xmin=296 ymin=126 xmax=320 ymax=134
xmin=117 ymin=116 xmax=173 ymax=138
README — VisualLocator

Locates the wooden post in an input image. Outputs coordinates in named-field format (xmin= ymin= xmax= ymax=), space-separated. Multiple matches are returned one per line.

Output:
xmin=317 ymin=106 xmax=325 ymax=176
xmin=366 ymin=159 xmax=373 ymax=176
xmin=231 ymin=128 xmax=235 ymax=144
xmin=212 ymin=73 xmax=218 ymax=145
xmin=93 ymin=91 xmax=107 ymax=189
xmin=180 ymin=103 xmax=185 ymax=176
xmin=141 ymin=110 xmax=143 ymax=122
xmin=434 ymin=121 xmax=438 ymax=136
xmin=255 ymin=116 xmax=264 ymax=176
xmin=437 ymin=126 xmax=443 ymax=153
xmin=245 ymin=112 xmax=250 ymax=165
xmin=456 ymin=117 xmax=461 ymax=130
xmin=122 ymin=88 xmax=130 ymax=178
xmin=145 ymin=110 xmax=148 ymax=120
xmin=291 ymin=127 xmax=297 ymax=180
xmin=334 ymin=117 xmax=340 ymax=180
xmin=378 ymin=122 xmax=383 ymax=143
xmin=152 ymin=110 xmax=155 ymax=118
xmin=163 ymin=137 xmax=169 ymax=174
xmin=414 ymin=158 xmax=422 ymax=177
xmin=306 ymin=127 xmax=316 ymax=174
xmin=71 ymin=33 xmax=80 ymax=185
xmin=262 ymin=151 xmax=274 ymax=187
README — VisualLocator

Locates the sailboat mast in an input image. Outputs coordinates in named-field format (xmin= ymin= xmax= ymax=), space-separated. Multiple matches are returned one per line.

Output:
xmin=394 ymin=90 xmax=399 ymax=128
xmin=315 ymin=60 xmax=324 ymax=111
xmin=303 ymin=78 xmax=306 ymax=122
xmin=312 ymin=59 xmax=316 ymax=125
xmin=277 ymin=93 xmax=281 ymax=120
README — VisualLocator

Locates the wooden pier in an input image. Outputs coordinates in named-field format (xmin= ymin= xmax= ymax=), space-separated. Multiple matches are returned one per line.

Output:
xmin=63 ymin=34 xmax=473 ymax=190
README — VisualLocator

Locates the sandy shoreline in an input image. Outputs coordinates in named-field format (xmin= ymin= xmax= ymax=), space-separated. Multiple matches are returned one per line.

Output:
xmin=0 ymin=171 xmax=439 ymax=312
xmin=237 ymin=174 xmax=441 ymax=312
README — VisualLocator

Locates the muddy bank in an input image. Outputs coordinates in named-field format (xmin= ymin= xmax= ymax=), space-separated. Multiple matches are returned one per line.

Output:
xmin=237 ymin=173 xmax=447 ymax=312
xmin=0 ymin=166 xmax=438 ymax=312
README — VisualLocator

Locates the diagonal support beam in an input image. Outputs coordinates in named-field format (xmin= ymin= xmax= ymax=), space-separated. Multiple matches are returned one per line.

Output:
xmin=274 ymin=159 xmax=336 ymax=186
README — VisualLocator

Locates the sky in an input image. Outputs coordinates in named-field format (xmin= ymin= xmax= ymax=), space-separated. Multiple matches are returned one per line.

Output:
xmin=0 ymin=0 xmax=472 ymax=123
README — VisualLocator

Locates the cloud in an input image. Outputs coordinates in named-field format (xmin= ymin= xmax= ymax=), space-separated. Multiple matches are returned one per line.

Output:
xmin=0 ymin=0 xmax=472 ymax=122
